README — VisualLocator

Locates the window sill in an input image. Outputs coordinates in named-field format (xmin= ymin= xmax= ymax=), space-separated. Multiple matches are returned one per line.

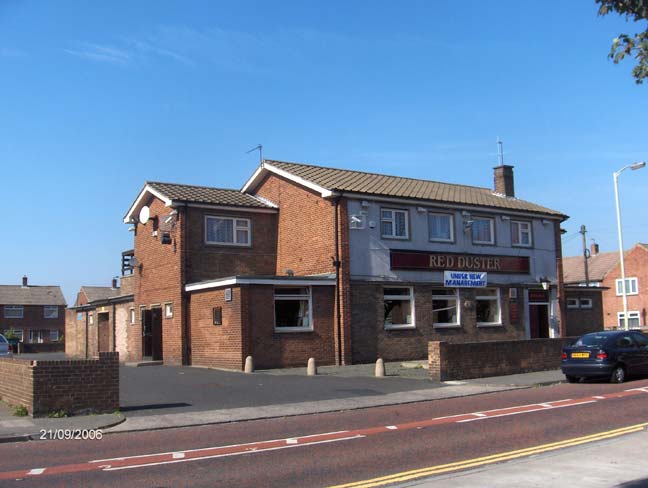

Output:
xmin=384 ymin=324 xmax=416 ymax=330
xmin=477 ymin=323 xmax=503 ymax=328
xmin=274 ymin=327 xmax=314 ymax=333
xmin=205 ymin=242 xmax=252 ymax=248
xmin=381 ymin=236 xmax=409 ymax=240
xmin=429 ymin=238 xmax=454 ymax=243
xmin=512 ymin=244 xmax=532 ymax=248
xmin=433 ymin=324 xmax=461 ymax=329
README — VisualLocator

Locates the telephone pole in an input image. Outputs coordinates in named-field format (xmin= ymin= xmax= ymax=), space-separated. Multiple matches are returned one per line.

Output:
xmin=579 ymin=225 xmax=590 ymax=286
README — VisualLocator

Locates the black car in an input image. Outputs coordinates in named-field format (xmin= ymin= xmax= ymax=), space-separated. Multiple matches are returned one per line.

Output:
xmin=561 ymin=330 xmax=648 ymax=383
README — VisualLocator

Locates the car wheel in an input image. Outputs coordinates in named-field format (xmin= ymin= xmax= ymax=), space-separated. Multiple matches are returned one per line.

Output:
xmin=565 ymin=375 xmax=579 ymax=383
xmin=610 ymin=365 xmax=626 ymax=384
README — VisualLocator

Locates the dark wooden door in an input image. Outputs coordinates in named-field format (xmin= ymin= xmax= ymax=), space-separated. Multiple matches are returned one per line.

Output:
xmin=98 ymin=313 xmax=110 ymax=352
xmin=151 ymin=307 xmax=163 ymax=361
xmin=142 ymin=309 xmax=153 ymax=358
xmin=529 ymin=304 xmax=549 ymax=339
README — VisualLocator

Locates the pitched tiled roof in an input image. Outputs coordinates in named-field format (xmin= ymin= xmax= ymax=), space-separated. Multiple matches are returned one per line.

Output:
xmin=0 ymin=286 xmax=67 ymax=306
xmin=147 ymin=182 xmax=274 ymax=208
xmin=263 ymin=160 xmax=566 ymax=217
xmin=81 ymin=286 xmax=121 ymax=303
xmin=562 ymin=251 xmax=620 ymax=283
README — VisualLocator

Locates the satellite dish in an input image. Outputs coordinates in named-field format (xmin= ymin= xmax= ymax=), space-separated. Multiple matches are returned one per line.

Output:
xmin=139 ymin=206 xmax=150 ymax=225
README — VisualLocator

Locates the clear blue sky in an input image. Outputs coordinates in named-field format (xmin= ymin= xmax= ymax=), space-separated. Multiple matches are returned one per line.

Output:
xmin=1 ymin=0 xmax=646 ymax=304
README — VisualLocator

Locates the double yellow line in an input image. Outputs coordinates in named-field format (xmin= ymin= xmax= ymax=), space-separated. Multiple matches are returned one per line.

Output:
xmin=329 ymin=422 xmax=648 ymax=488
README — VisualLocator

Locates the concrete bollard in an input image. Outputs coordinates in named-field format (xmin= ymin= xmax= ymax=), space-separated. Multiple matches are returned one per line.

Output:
xmin=307 ymin=357 xmax=317 ymax=376
xmin=244 ymin=355 xmax=254 ymax=373
xmin=375 ymin=358 xmax=385 ymax=377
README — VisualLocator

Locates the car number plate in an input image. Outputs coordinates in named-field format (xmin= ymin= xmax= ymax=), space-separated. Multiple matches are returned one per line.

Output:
xmin=571 ymin=352 xmax=590 ymax=359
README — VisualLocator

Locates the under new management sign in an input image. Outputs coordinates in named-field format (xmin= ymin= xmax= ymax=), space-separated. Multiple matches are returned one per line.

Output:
xmin=444 ymin=271 xmax=487 ymax=288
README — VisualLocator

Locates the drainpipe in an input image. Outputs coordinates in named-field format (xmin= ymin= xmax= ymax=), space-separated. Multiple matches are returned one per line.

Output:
xmin=180 ymin=205 xmax=189 ymax=365
xmin=84 ymin=310 xmax=89 ymax=359
xmin=332 ymin=194 xmax=343 ymax=366
xmin=112 ymin=302 xmax=116 ymax=353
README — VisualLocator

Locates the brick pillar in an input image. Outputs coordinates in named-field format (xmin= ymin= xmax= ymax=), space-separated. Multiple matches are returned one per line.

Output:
xmin=428 ymin=341 xmax=447 ymax=381
xmin=336 ymin=199 xmax=353 ymax=365
xmin=554 ymin=221 xmax=566 ymax=337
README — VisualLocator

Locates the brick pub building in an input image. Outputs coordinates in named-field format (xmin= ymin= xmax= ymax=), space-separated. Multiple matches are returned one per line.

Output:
xmin=99 ymin=159 xmax=570 ymax=369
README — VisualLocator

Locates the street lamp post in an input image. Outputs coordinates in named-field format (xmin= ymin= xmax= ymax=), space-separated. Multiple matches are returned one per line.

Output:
xmin=613 ymin=161 xmax=646 ymax=330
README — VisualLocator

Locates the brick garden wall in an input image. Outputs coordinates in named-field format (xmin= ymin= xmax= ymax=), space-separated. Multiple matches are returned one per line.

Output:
xmin=352 ymin=282 xmax=526 ymax=363
xmin=428 ymin=338 xmax=574 ymax=381
xmin=0 ymin=352 xmax=119 ymax=417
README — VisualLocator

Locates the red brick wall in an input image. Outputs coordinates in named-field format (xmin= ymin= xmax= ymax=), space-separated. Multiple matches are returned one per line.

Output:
xmin=65 ymin=308 xmax=86 ymax=357
xmin=352 ymin=282 xmax=525 ymax=363
xmin=565 ymin=289 xmax=604 ymax=336
xmin=133 ymin=196 xmax=184 ymax=364
xmin=0 ymin=352 xmax=119 ymax=417
xmin=185 ymin=208 xmax=277 ymax=283
xmin=253 ymin=173 xmax=337 ymax=276
xmin=601 ymin=245 xmax=648 ymax=329
xmin=1 ymin=305 xmax=65 ymax=343
xmin=247 ymin=285 xmax=336 ymax=369
xmin=188 ymin=287 xmax=245 ymax=370
xmin=429 ymin=338 xmax=574 ymax=381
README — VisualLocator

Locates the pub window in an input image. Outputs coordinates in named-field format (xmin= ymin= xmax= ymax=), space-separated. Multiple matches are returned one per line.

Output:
xmin=129 ymin=308 xmax=135 ymax=325
xmin=615 ymin=277 xmax=638 ymax=296
xmin=274 ymin=287 xmax=312 ymax=332
xmin=476 ymin=288 xmax=501 ymax=326
xmin=471 ymin=217 xmax=495 ymax=245
xmin=4 ymin=305 xmax=23 ymax=319
xmin=579 ymin=298 xmax=593 ymax=309
xmin=50 ymin=329 xmax=59 ymax=341
xmin=428 ymin=213 xmax=454 ymax=242
xmin=566 ymin=298 xmax=579 ymax=309
xmin=43 ymin=305 xmax=59 ymax=319
xmin=381 ymin=209 xmax=409 ymax=239
xmin=384 ymin=287 xmax=415 ymax=329
xmin=164 ymin=303 xmax=173 ymax=319
xmin=432 ymin=289 xmax=460 ymax=327
xmin=511 ymin=220 xmax=532 ymax=247
xmin=205 ymin=216 xmax=251 ymax=246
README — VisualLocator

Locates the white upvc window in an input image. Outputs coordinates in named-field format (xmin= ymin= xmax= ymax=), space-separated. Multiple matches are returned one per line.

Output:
xmin=205 ymin=216 xmax=251 ymax=246
xmin=476 ymin=288 xmax=502 ymax=326
xmin=50 ymin=329 xmax=59 ymax=341
xmin=29 ymin=329 xmax=43 ymax=344
xmin=384 ymin=287 xmax=415 ymax=329
xmin=129 ymin=308 xmax=135 ymax=325
xmin=616 ymin=277 xmax=638 ymax=296
xmin=274 ymin=287 xmax=313 ymax=332
xmin=381 ymin=209 xmax=409 ymax=239
xmin=3 ymin=329 xmax=24 ymax=342
xmin=164 ymin=303 xmax=173 ymax=319
xmin=4 ymin=305 xmax=24 ymax=319
xmin=89 ymin=313 xmax=94 ymax=325
xmin=511 ymin=220 xmax=532 ymax=247
xmin=44 ymin=305 xmax=58 ymax=319
xmin=580 ymin=298 xmax=593 ymax=309
xmin=471 ymin=217 xmax=495 ymax=245
xmin=428 ymin=212 xmax=454 ymax=242
xmin=432 ymin=288 xmax=460 ymax=327
xmin=618 ymin=311 xmax=641 ymax=328
xmin=566 ymin=298 xmax=579 ymax=309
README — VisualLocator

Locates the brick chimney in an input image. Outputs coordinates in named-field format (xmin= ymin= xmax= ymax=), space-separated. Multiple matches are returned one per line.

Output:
xmin=111 ymin=277 xmax=118 ymax=289
xmin=22 ymin=275 xmax=28 ymax=287
xmin=591 ymin=242 xmax=599 ymax=256
xmin=493 ymin=165 xmax=515 ymax=197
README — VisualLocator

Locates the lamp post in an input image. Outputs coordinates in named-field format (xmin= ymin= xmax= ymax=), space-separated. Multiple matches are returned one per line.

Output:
xmin=613 ymin=161 xmax=646 ymax=330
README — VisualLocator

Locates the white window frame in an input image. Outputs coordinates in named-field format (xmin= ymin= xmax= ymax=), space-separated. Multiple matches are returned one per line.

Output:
xmin=4 ymin=305 xmax=24 ymax=319
xmin=29 ymin=329 xmax=43 ymax=344
xmin=380 ymin=208 xmax=409 ymax=239
xmin=3 ymin=329 xmax=24 ymax=342
xmin=205 ymin=216 xmax=252 ymax=247
xmin=511 ymin=220 xmax=532 ymax=247
xmin=50 ymin=329 xmax=59 ymax=341
xmin=432 ymin=288 xmax=460 ymax=328
xmin=616 ymin=277 xmax=638 ymax=296
xmin=89 ymin=313 xmax=94 ymax=325
xmin=579 ymin=298 xmax=593 ymax=309
xmin=566 ymin=298 xmax=579 ymax=309
xmin=384 ymin=286 xmax=416 ymax=330
xmin=129 ymin=308 xmax=136 ymax=324
xmin=164 ymin=303 xmax=173 ymax=319
xmin=428 ymin=212 xmax=454 ymax=243
xmin=476 ymin=288 xmax=502 ymax=326
xmin=471 ymin=217 xmax=495 ymax=245
xmin=617 ymin=311 xmax=641 ymax=328
xmin=43 ymin=305 xmax=58 ymax=319
xmin=274 ymin=286 xmax=313 ymax=333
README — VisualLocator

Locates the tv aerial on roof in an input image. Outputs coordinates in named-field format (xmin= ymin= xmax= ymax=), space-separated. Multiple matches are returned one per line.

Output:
xmin=139 ymin=205 xmax=150 ymax=225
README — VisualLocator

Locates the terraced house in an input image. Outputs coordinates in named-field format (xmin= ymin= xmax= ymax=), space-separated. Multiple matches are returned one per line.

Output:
xmin=111 ymin=159 xmax=568 ymax=369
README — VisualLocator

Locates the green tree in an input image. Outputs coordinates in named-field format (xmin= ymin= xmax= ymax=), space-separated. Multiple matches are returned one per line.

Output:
xmin=596 ymin=0 xmax=648 ymax=83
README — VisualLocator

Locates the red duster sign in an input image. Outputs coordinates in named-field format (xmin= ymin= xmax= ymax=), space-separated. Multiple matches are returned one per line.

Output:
xmin=390 ymin=250 xmax=530 ymax=274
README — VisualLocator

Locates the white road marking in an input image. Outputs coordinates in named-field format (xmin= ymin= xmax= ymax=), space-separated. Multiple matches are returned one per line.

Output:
xmin=28 ymin=468 xmax=45 ymax=476
xmin=286 ymin=439 xmax=298 ymax=444
xmin=386 ymin=426 xmax=398 ymax=430
xmin=172 ymin=452 xmax=185 ymax=459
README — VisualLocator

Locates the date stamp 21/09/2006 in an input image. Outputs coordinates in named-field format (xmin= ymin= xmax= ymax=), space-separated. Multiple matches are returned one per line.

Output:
xmin=39 ymin=429 xmax=103 ymax=440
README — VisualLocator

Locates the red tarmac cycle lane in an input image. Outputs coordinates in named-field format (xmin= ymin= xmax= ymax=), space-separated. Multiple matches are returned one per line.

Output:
xmin=2 ymin=379 xmax=648 ymax=487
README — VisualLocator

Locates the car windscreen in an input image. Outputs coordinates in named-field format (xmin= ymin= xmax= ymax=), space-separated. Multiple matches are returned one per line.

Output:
xmin=0 ymin=335 xmax=6 ymax=343
xmin=574 ymin=334 xmax=609 ymax=347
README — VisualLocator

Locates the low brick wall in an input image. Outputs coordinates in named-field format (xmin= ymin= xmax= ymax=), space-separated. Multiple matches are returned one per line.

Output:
xmin=428 ymin=338 xmax=575 ymax=381
xmin=0 ymin=352 xmax=119 ymax=417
